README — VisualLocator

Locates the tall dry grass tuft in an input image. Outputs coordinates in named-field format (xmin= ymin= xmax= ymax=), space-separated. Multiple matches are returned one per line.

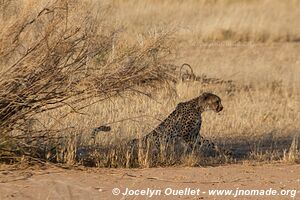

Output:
xmin=283 ymin=135 xmax=299 ymax=164
xmin=0 ymin=1 xmax=176 ymax=164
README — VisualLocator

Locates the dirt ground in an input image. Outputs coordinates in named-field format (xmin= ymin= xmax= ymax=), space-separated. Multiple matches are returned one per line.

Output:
xmin=0 ymin=164 xmax=299 ymax=200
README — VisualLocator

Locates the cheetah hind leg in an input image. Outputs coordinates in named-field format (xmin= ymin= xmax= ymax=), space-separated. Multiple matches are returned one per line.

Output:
xmin=137 ymin=137 xmax=159 ymax=167
xmin=163 ymin=137 xmax=185 ymax=165
xmin=183 ymin=140 xmax=197 ymax=156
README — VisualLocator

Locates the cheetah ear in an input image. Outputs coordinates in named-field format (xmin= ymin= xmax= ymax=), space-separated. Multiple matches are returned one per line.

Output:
xmin=202 ymin=92 xmax=210 ymax=100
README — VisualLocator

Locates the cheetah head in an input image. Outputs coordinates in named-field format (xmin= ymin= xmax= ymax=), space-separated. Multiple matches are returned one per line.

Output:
xmin=200 ymin=92 xmax=223 ymax=113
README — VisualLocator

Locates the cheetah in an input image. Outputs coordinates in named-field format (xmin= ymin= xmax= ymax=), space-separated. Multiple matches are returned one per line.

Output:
xmin=125 ymin=92 xmax=224 ymax=167
xmin=90 ymin=92 xmax=225 ymax=167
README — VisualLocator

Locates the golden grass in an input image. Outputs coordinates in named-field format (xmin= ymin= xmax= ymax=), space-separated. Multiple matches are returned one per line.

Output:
xmin=112 ymin=0 xmax=300 ymax=43
xmin=0 ymin=0 xmax=299 ymax=167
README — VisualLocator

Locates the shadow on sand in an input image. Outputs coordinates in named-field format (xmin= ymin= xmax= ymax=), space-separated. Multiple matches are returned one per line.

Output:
xmin=217 ymin=133 xmax=299 ymax=161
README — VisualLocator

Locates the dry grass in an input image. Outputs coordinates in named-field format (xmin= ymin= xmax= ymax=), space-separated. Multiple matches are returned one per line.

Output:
xmin=112 ymin=0 xmax=300 ymax=43
xmin=0 ymin=0 xmax=299 ymax=167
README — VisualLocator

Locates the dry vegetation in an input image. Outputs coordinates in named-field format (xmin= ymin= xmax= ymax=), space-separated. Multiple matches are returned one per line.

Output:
xmin=0 ymin=0 xmax=299 ymax=168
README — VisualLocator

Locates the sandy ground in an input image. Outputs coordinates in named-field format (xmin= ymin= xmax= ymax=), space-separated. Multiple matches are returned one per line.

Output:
xmin=0 ymin=164 xmax=299 ymax=200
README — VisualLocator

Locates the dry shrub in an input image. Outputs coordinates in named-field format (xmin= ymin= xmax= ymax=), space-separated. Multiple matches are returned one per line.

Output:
xmin=0 ymin=1 xmax=176 ymax=164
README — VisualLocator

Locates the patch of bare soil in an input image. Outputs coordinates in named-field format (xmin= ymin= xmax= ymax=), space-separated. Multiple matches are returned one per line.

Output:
xmin=0 ymin=164 xmax=299 ymax=200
